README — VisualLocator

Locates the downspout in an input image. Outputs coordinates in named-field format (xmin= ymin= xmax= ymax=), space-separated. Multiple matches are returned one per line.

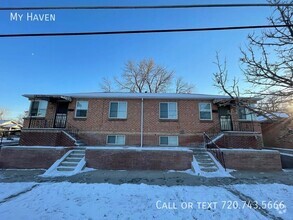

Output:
xmin=140 ymin=98 xmax=144 ymax=147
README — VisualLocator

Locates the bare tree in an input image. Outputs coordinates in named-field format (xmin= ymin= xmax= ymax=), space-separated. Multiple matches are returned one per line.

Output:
xmin=115 ymin=59 xmax=174 ymax=93
xmin=214 ymin=1 xmax=293 ymax=117
xmin=240 ymin=0 xmax=293 ymax=106
xmin=99 ymin=77 xmax=112 ymax=92
xmin=0 ymin=108 xmax=8 ymax=120
xmin=100 ymin=59 xmax=194 ymax=93
xmin=15 ymin=113 xmax=25 ymax=124
xmin=175 ymin=77 xmax=195 ymax=93
xmin=213 ymin=54 xmax=272 ymax=119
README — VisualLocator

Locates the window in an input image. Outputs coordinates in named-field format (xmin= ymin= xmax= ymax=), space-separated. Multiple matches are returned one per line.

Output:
xmin=199 ymin=103 xmax=212 ymax=120
xmin=29 ymin=100 xmax=48 ymax=117
xmin=75 ymin=101 xmax=88 ymax=118
xmin=107 ymin=135 xmax=125 ymax=145
xmin=160 ymin=102 xmax=178 ymax=119
xmin=109 ymin=101 xmax=127 ymax=119
xmin=238 ymin=105 xmax=256 ymax=121
xmin=159 ymin=136 xmax=179 ymax=146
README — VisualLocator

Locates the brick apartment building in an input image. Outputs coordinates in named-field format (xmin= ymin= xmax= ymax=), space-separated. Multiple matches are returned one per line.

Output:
xmin=20 ymin=92 xmax=262 ymax=148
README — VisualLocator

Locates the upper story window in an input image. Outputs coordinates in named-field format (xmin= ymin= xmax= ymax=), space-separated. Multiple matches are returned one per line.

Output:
xmin=238 ymin=105 xmax=256 ymax=121
xmin=29 ymin=100 xmax=48 ymax=117
xmin=109 ymin=101 xmax=127 ymax=119
xmin=160 ymin=102 xmax=178 ymax=119
xmin=199 ymin=103 xmax=212 ymax=120
xmin=75 ymin=101 xmax=88 ymax=118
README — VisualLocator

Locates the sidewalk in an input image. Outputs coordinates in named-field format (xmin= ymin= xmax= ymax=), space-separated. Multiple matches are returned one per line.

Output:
xmin=1 ymin=168 xmax=293 ymax=186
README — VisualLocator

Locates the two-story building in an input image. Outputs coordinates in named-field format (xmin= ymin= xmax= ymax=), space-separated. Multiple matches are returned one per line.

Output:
xmin=20 ymin=92 xmax=262 ymax=148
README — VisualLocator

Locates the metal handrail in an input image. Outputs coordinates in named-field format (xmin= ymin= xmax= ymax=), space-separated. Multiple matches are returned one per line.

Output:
xmin=203 ymin=132 xmax=226 ymax=170
xmin=65 ymin=122 xmax=79 ymax=138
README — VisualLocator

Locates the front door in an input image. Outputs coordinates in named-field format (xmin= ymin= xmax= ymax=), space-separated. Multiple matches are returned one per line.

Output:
xmin=54 ymin=102 xmax=69 ymax=128
xmin=218 ymin=106 xmax=232 ymax=131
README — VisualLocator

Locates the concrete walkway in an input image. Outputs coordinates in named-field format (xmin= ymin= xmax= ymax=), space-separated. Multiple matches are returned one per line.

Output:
xmin=1 ymin=169 xmax=293 ymax=186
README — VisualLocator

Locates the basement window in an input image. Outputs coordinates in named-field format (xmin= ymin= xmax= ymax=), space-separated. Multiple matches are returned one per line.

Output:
xmin=75 ymin=101 xmax=88 ymax=118
xmin=109 ymin=101 xmax=127 ymax=119
xmin=107 ymin=135 xmax=126 ymax=145
xmin=159 ymin=136 xmax=179 ymax=146
xmin=29 ymin=100 xmax=48 ymax=117
xmin=160 ymin=102 xmax=178 ymax=119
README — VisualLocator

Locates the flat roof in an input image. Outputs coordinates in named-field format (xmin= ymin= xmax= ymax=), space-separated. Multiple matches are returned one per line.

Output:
xmin=23 ymin=92 xmax=260 ymax=101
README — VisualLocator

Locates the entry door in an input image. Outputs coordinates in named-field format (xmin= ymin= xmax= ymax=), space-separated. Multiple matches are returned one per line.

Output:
xmin=218 ymin=106 xmax=232 ymax=131
xmin=54 ymin=102 xmax=69 ymax=128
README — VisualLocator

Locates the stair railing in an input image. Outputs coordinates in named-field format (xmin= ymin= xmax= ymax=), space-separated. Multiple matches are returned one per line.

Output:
xmin=203 ymin=132 xmax=226 ymax=170
xmin=65 ymin=122 xmax=80 ymax=138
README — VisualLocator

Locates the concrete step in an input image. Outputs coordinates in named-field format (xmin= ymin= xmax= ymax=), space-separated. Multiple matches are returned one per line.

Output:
xmin=199 ymin=163 xmax=217 ymax=168
xmin=196 ymin=159 xmax=214 ymax=163
xmin=193 ymin=153 xmax=210 ymax=157
xmin=65 ymin=158 xmax=81 ymax=162
xmin=57 ymin=166 xmax=75 ymax=172
xmin=193 ymin=151 xmax=208 ymax=155
xmin=201 ymin=167 xmax=218 ymax=172
xmin=72 ymin=150 xmax=85 ymax=154
xmin=60 ymin=161 xmax=79 ymax=167
xmin=194 ymin=155 xmax=210 ymax=159
xmin=69 ymin=153 xmax=84 ymax=158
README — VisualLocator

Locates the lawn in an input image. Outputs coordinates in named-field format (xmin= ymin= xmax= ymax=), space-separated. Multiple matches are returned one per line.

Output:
xmin=0 ymin=182 xmax=291 ymax=219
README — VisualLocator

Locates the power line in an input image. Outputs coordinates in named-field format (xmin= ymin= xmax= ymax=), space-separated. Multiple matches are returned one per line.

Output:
xmin=0 ymin=24 xmax=291 ymax=38
xmin=1 ymin=3 xmax=293 ymax=11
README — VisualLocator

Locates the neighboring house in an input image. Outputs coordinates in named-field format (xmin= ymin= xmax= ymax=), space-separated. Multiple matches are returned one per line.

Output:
xmin=257 ymin=112 xmax=292 ymax=149
xmin=20 ymin=92 xmax=262 ymax=147
xmin=0 ymin=120 xmax=22 ymax=136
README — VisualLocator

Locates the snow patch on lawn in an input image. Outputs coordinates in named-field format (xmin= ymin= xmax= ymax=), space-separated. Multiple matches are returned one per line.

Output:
xmin=0 ymin=182 xmax=265 ymax=220
xmin=234 ymin=184 xmax=293 ymax=219
xmin=0 ymin=182 xmax=36 ymax=201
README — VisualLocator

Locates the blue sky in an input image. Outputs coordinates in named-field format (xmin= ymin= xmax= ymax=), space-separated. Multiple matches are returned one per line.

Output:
xmin=0 ymin=0 xmax=273 ymax=118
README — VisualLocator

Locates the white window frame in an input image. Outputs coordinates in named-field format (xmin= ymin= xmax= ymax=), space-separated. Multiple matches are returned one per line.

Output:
xmin=106 ymin=135 xmax=126 ymax=145
xmin=29 ymin=100 xmax=48 ymax=117
xmin=199 ymin=102 xmax=213 ymax=120
xmin=109 ymin=101 xmax=128 ymax=119
xmin=238 ymin=104 xmax=257 ymax=121
xmin=159 ymin=102 xmax=178 ymax=120
xmin=75 ymin=100 xmax=88 ymax=118
xmin=159 ymin=136 xmax=179 ymax=146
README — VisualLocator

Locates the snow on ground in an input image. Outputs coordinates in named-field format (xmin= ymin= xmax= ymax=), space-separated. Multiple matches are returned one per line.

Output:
xmin=0 ymin=137 xmax=19 ymax=143
xmin=234 ymin=184 xmax=293 ymax=219
xmin=0 ymin=182 xmax=36 ymax=201
xmin=0 ymin=182 xmax=279 ymax=220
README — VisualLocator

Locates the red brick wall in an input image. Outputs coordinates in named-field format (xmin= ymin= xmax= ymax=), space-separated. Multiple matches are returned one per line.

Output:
xmin=261 ymin=118 xmax=293 ymax=149
xmin=222 ymin=149 xmax=282 ymax=171
xmin=216 ymin=132 xmax=263 ymax=149
xmin=86 ymin=148 xmax=193 ymax=170
xmin=22 ymin=98 xmax=262 ymax=146
xmin=0 ymin=146 xmax=69 ymax=169
xmin=20 ymin=129 xmax=75 ymax=146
